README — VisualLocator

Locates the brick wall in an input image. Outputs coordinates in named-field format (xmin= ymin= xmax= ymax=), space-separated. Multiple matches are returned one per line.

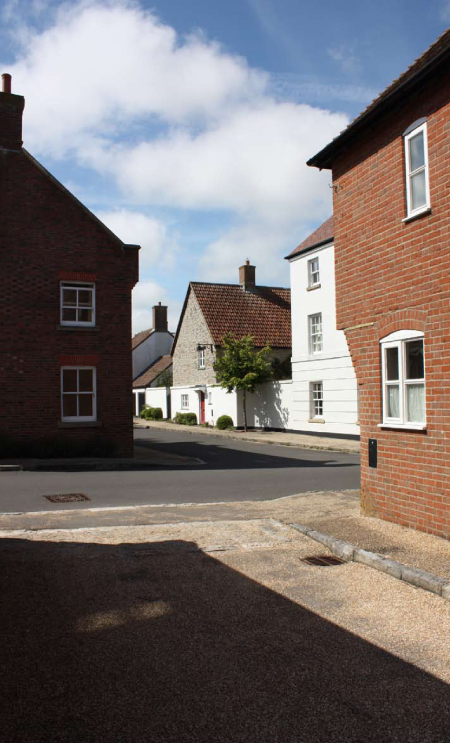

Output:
xmin=0 ymin=148 xmax=138 ymax=457
xmin=331 ymin=69 xmax=450 ymax=537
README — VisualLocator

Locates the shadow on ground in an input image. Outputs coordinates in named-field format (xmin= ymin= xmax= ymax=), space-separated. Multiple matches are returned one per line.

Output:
xmin=1 ymin=536 xmax=449 ymax=743
xmin=131 ymin=435 xmax=359 ymax=472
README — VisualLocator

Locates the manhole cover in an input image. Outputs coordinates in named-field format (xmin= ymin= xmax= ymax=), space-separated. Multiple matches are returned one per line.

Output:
xmin=301 ymin=554 xmax=345 ymax=567
xmin=44 ymin=493 xmax=91 ymax=503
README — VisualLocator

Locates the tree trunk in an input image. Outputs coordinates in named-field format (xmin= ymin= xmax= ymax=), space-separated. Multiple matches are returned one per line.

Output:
xmin=242 ymin=389 xmax=247 ymax=431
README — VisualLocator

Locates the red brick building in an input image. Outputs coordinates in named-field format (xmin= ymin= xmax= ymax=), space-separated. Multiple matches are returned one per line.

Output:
xmin=0 ymin=74 xmax=139 ymax=458
xmin=308 ymin=29 xmax=450 ymax=537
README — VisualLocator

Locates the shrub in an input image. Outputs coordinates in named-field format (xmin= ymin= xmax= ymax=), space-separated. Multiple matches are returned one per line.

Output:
xmin=216 ymin=415 xmax=234 ymax=430
xmin=174 ymin=412 xmax=197 ymax=426
xmin=140 ymin=406 xmax=163 ymax=420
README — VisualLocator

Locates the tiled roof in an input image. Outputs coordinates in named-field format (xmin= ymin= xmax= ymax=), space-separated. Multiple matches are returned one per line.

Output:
xmin=287 ymin=216 xmax=333 ymax=259
xmin=308 ymin=27 xmax=450 ymax=169
xmin=133 ymin=355 xmax=172 ymax=388
xmin=191 ymin=282 xmax=291 ymax=348
xmin=132 ymin=328 xmax=153 ymax=350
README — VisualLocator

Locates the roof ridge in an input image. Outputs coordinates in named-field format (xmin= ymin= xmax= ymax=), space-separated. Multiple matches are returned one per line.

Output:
xmin=309 ymin=27 xmax=450 ymax=168
xmin=192 ymin=281 xmax=290 ymax=291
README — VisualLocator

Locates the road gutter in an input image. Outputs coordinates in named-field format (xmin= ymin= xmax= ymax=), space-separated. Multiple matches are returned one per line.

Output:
xmin=290 ymin=522 xmax=450 ymax=602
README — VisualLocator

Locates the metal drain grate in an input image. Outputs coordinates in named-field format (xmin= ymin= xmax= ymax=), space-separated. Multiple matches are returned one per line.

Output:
xmin=301 ymin=554 xmax=345 ymax=567
xmin=44 ymin=493 xmax=91 ymax=503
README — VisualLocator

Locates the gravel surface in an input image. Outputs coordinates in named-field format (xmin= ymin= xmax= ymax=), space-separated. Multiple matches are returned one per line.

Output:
xmin=1 ymin=517 xmax=450 ymax=743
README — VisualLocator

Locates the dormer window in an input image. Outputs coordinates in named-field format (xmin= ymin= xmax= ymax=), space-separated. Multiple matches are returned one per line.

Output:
xmin=61 ymin=282 xmax=95 ymax=326
xmin=404 ymin=120 xmax=430 ymax=219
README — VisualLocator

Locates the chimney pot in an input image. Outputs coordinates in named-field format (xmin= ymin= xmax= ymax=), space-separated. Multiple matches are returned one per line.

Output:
xmin=2 ymin=73 xmax=12 ymax=94
xmin=239 ymin=261 xmax=256 ymax=291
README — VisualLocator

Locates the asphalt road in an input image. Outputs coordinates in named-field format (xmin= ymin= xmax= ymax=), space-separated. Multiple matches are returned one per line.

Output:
xmin=0 ymin=428 xmax=360 ymax=513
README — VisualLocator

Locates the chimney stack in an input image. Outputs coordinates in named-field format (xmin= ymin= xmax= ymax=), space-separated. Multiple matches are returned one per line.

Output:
xmin=153 ymin=302 xmax=168 ymax=332
xmin=239 ymin=260 xmax=256 ymax=291
xmin=0 ymin=73 xmax=24 ymax=151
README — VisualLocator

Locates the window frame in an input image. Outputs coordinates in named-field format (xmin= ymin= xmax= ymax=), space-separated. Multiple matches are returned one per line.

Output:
xmin=198 ymin=347 xmax=206 ymax=370
xmin=380 ymin=330 xmax=426 ymax=430
xmin=310 ymin=381 xmax=323 ymax=419
xmin=404 ymin=121 xmax=430 ymax=219
xmin=308 ymin=313 xmax=323 ymax=354
xmin=60 ymin=281 xmax=96 ymax=327
xmin=307 ymin=256 xmax=320 ymax=288
xmin=181 ymin=394 xmax=189 ymax=410
xmin=61 ymin=366 xmax=97 ymax=422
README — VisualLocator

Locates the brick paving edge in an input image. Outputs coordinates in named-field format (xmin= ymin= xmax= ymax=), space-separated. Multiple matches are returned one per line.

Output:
xmin=289 ymin=522 xmax=450 ymax=602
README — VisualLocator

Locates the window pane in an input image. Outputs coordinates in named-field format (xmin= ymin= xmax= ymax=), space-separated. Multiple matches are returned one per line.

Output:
xmin=78 ymin=290 xmax=92 ymax=306
xmin=406 ymin=340 xmax=424 ymax=380
xmin=63 ymin=369 xmax=78 ymax=392
xmin=79 ymin=369 xmax=93 ymax=392
xmin=62 ymin=394 xmax=77 ymax=417
xmin=385 ymin=347 xmax=399 ymax=381
xmin=387 ymin=386 xmax=400 ymax=418
xmin=79 ymin=394 xmax=93 ymax=417
xmin=406 ymin=384 xmax=425 ymax=423
xmin=62 ymin=308 xmax=77 ymax=322
xmin=63 ymin=288 xmax=77 ymax=306
xmin=409 ymin=131 xmax=424 ymax=171
xmin=411 ymin=170 xmax=426 ymax=210
xmin=78 ymin=308 xmax=93 ymax=323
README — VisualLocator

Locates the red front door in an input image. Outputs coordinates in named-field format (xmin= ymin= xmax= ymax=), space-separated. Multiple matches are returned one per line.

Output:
xmin=200 ymin=392 xmax=206 ymax=424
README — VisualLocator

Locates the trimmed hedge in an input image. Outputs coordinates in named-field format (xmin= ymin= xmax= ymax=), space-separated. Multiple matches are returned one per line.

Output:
xmin=216 ymin=415 xmax=234 ymax=430
xmin=140 ymin=406 xmax=163 ymax=420
xmin=174 ymin=412 xmax=197 ymax=426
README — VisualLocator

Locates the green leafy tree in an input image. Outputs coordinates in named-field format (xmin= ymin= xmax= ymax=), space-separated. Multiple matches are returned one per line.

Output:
xmin=213 ymin=334 xmax=272 ymax=431
xmin=156 ymin=369 xmax=173 ymax=388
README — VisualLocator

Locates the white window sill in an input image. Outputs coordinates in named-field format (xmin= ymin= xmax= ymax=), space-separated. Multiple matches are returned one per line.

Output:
xmin=402 ymin=206 xmax=431 ymax=224
xmin=377 ymin=422 xmax=426 ymax=431
xmin=58 ymin=420 xmax=102 ymax=428
xmin=308 ymin=418 xmax=325 ymax=424
xmin=306 ymin=283 xmax=321 ymax=292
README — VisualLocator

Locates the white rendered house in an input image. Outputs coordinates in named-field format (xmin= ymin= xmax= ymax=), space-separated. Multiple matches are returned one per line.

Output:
xmin=286 ymin=217 xmax=359 ymax=437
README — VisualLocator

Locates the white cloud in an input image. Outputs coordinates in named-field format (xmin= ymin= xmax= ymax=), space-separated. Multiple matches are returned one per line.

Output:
xmin=95 ymin=209 xmax=179 ymax=271
xmin=6 ymin=2 xmax=266 ymax=157
xmin=1 ymin=1 xmax=349 ymax=296
xmin=99 ymin=101 xmax=345 ymax=223
xmin=132 ymin=280 xmax=181 ymax=334
xmin=328 ymin=45 xmax=361 ymax=76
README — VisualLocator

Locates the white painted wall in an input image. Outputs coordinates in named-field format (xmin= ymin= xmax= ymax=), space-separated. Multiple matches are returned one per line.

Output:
xmin=133 ymin=387 xmax=170 ymax=418
xmin=237 ymin=381 xmax=292 ymax=429
xmin=170 ymin=382 xmax=291 ymax=429
xmin=132 ymin=331 xmax=173 ymax=379
xmin=289 ymin=241 xmax=359 ymax=436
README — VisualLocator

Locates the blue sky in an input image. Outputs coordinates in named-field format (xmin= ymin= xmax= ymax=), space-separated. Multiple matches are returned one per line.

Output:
xmin=1 ymin=0 xmax=449 ymax=331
